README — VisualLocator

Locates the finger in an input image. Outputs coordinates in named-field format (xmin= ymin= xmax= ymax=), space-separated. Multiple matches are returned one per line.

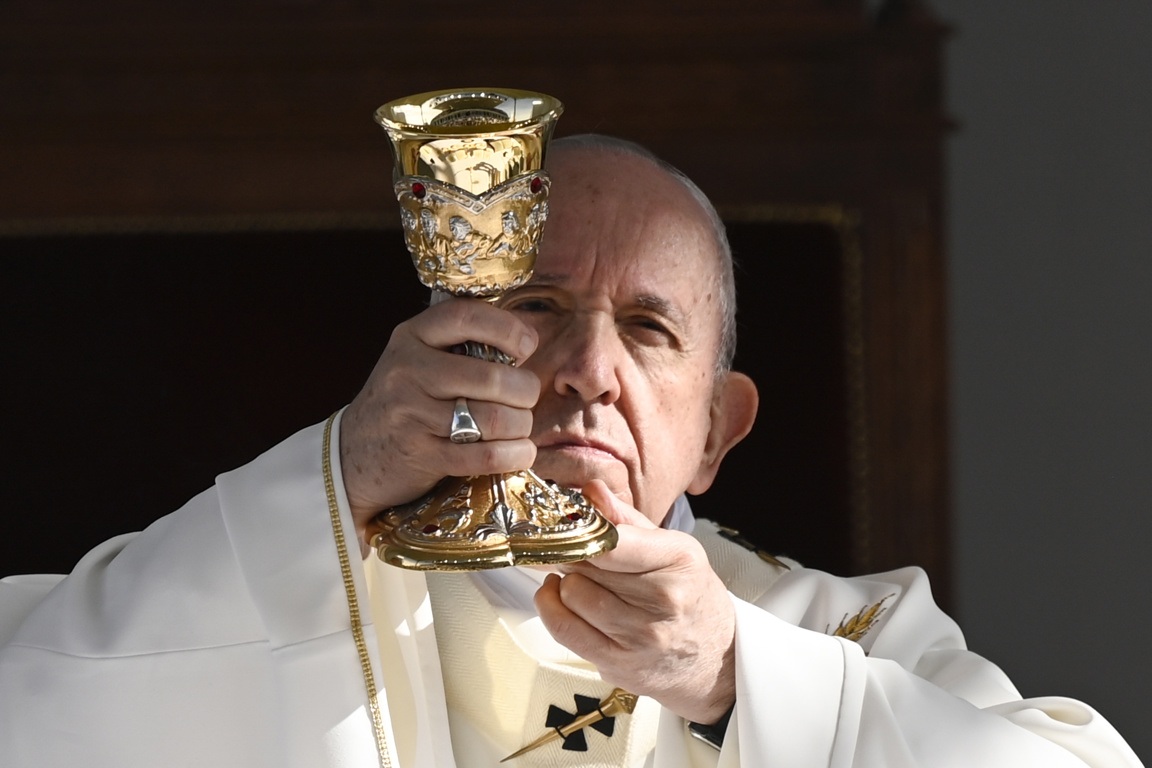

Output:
xmin=582 ymin=481 xmax=658 ymax=530
xmin=565 ymin=524 xmax=697 ymax=578
xmin=535 ymin=572 xmax=619 ymax=658
xmin=549 ymin=571 xmax=649 ymax=644
xmin=411 ymin=298 xmax=538 ymax=363
xmin=419 ymin=351 xmax=541 ymax=409
xmin=375 ymin=428 xmax=537 ymax=488
xmin=439 ymin=436 xmax=538 ymax=479
xmin=435 ymin=400 xmax=533 ymax=442
xmin=566 ymin=481 xmax=683 ymax=576
xmin=376 ymin=354 xmax=538 ymax=435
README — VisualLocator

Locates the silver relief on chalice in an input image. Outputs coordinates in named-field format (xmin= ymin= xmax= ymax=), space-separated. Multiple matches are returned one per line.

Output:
xmin=393 ymin=172 xmax=551 ymax=297
xmin=389 ymin=481 xmax=476 ymax=539
xmin=475 ymin=501 xmax=516 ymax=541
xmin=510 ymin=473 xmax=600 ymax=537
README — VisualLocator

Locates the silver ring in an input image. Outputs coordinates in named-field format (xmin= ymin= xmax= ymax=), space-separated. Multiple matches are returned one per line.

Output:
xmin=449 ymin=397 xmax=482 ymax=444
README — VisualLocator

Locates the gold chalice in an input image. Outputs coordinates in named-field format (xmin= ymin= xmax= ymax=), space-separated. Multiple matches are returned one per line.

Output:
xmin=368 ymin=88 xmax=618 ymax=570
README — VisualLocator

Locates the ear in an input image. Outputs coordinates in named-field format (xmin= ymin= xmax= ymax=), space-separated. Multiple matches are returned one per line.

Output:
xmin=687 ymin=371 xmax=759 ymax=495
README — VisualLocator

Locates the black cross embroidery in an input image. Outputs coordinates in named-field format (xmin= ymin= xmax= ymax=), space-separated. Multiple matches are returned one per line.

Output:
xmin=545 ymin=694 xmax=617 ymax=752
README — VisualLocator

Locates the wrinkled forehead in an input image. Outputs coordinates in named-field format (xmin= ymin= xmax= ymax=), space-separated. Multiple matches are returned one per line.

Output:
xmin=532 ymin=147 xmax=725 ymax=339
xmin=542 ymin=146 xmax=721 ymax=271
xmin=547 ymin=144 xmax=709 ymax=211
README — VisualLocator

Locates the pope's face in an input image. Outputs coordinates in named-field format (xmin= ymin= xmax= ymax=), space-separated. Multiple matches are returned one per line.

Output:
xmin=501 ymin=147 xmax=739 ymax=525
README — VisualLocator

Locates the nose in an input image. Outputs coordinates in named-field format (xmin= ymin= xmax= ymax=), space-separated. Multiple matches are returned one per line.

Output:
xmin=549 ymin=313 xmax=623 ymax=404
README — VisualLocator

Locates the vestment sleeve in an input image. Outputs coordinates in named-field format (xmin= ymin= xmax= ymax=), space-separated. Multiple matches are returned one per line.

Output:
xmin=709 ymin=565 xmax=1142 ymax=768
xmin=0 ymin=413 xmax=384 ymax=768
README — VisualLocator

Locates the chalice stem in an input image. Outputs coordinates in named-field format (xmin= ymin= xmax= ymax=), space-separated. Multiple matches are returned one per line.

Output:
xmin=462 ymin=338 xmax=516 ymax=366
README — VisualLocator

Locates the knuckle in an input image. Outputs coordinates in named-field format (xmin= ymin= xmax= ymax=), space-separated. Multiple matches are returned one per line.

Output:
xmin=661 ymin=583 xmax=690 ymax=611
xmin=517 ymin=440 xmax=538 ymax=469
xmin=480 ymin=363 xmax=506 ymax=395
xmin=684 ymin=536 xmax=712 ymax=566
xmin=557 ymin=572 xmax=584 ymax=601
xmin=485 ymin=405 xmax=510 ymax=439
xmin=393 ymin=436 xmax=418 ymax=461
xmin=460 ymin=441 xmax=506 ymax=474
xmin=508 ymin=367 xmax=541 ymax=401
xmin=386 ymin=317 xmax=416 ymax=346
xmin=449 ymin=305 xmax=477 ymax=338
xmin=629 ymin=621 xmax=662 ymax=649
xmin=516 ymin=408 xmax=535 ymax=437
xmin=494 ymin=407 xmax=533 ymax=441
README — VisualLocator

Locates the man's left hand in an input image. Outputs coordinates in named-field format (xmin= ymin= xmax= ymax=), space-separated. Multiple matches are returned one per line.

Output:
xmin=534 ymin=481 xmax=736 ymax=725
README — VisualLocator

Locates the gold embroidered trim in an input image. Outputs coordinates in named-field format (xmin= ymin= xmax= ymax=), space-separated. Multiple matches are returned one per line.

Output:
xmin=713 ymin=524 xmax=791 ymax=571
xmin=323 ymin=412 xmax=393 ymax=767
xmin=829 ymin=593 xmax=894 ymax=646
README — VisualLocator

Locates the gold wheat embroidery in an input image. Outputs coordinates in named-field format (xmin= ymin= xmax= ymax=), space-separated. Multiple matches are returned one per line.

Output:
xmin=829 ymin=594 xmax=895 ymax=646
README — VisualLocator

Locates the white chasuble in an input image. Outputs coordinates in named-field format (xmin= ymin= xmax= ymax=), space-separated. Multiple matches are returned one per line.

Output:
xmin=426 ymin=570 xmax=662 ymax=768
xmin=1 ymin=415 xmax=1143 ymax=768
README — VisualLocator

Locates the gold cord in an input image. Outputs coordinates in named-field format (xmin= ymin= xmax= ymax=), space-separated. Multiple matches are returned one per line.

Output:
xmin=323 ymin=412 xmax=394 ymax=767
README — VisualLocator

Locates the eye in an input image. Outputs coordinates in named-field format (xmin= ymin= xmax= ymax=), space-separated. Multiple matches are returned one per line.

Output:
xmin=636 ymin=317 xmax=669 ymax=333
xmin=624 ymin=314 xmax=678 ymax=347
xmin=506 ymin=297 xmax=555 ymax=313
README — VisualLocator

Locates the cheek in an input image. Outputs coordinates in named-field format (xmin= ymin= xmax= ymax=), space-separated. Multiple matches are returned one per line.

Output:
xmin=634 ymin=373 xmax=714 ymax=486
xmin=653 ymin=368 xmax=714 ymax=438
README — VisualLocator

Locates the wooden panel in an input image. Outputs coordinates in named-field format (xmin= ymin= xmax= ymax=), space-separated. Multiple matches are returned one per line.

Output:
xmin=0 ymin=0 xmax=953 ymax=605
xmin=0 ymin=1 xmax=949 ymax=215
xmin=2 ymin=230 xmax=415 ymax=575
xmin=696 ymin=215 xmax=856 ymax=574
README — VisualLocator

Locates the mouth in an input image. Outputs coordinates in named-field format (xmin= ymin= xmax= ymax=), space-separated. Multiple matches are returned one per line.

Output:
xmin=533 ymin=435 xmax=622 ymax=463
xmin=531 ymin=432 xmax=635 ymax=507
xmin=531 ymin=434 xmax=627 ymax=489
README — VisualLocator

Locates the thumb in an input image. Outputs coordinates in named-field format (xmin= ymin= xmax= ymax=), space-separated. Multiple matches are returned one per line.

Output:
xmin=582 ymin=480 xmax=658 ymax=530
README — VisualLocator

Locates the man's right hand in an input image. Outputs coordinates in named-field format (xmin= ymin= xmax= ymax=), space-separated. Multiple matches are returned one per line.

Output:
xmin=339 ymin=297 xmax=541 ymax=543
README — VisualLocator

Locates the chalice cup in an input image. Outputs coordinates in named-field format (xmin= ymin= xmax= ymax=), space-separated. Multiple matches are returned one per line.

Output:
xmin=368 ymin=88 xmax=618 ymax=570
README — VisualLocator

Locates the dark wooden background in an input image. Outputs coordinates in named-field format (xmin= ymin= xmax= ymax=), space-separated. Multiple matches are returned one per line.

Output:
xmin=0 ymin=0 xmax=953 ymax=604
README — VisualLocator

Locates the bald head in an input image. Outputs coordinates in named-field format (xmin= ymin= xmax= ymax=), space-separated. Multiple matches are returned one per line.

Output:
xmin=546 ymin=135 xmax=737 ymax=376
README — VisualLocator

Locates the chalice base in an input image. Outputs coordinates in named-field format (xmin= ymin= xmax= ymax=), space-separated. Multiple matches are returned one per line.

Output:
xmin=371 ymin=470 xmax=618 ymax=571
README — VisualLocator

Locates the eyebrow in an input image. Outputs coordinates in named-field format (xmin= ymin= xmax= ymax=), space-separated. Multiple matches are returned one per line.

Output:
xmin=635 ymin=293 xmax=687 ymax=328
xmin=525 ymin=273 xmax=689 ymax=328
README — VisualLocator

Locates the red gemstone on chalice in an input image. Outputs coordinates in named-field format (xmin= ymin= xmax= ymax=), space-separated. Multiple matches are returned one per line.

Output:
xmin=412 ymin=182 xmax=427 ymax=199
xmin=421 ymin=523 xmax=440 ymax=534
xmin=530 ymin=176 xmax=543 ymax=194
xmin=566 ymin=512 xmax=582 ymax=522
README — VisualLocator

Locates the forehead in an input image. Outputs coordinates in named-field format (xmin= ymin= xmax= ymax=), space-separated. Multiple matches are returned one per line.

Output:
xmin=534 ymin=148 xmax=721 ymax=308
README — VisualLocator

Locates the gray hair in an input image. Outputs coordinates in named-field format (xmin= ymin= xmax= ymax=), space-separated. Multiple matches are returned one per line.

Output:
xmin=549 ymin=134 xmax=738 ymax=375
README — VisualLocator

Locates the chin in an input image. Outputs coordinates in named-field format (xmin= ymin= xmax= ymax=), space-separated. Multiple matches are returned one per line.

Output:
xmin=531 ymin=454 xmax=632 ymax=505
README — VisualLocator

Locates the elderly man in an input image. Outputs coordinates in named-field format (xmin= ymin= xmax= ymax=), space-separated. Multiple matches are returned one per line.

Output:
xmin=0 ymin=137 xmax=1141 ymax=768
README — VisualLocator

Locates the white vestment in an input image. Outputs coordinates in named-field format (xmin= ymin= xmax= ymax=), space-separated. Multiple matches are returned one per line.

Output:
xmin=0 ymin=415 xmax=1142 ymax=767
